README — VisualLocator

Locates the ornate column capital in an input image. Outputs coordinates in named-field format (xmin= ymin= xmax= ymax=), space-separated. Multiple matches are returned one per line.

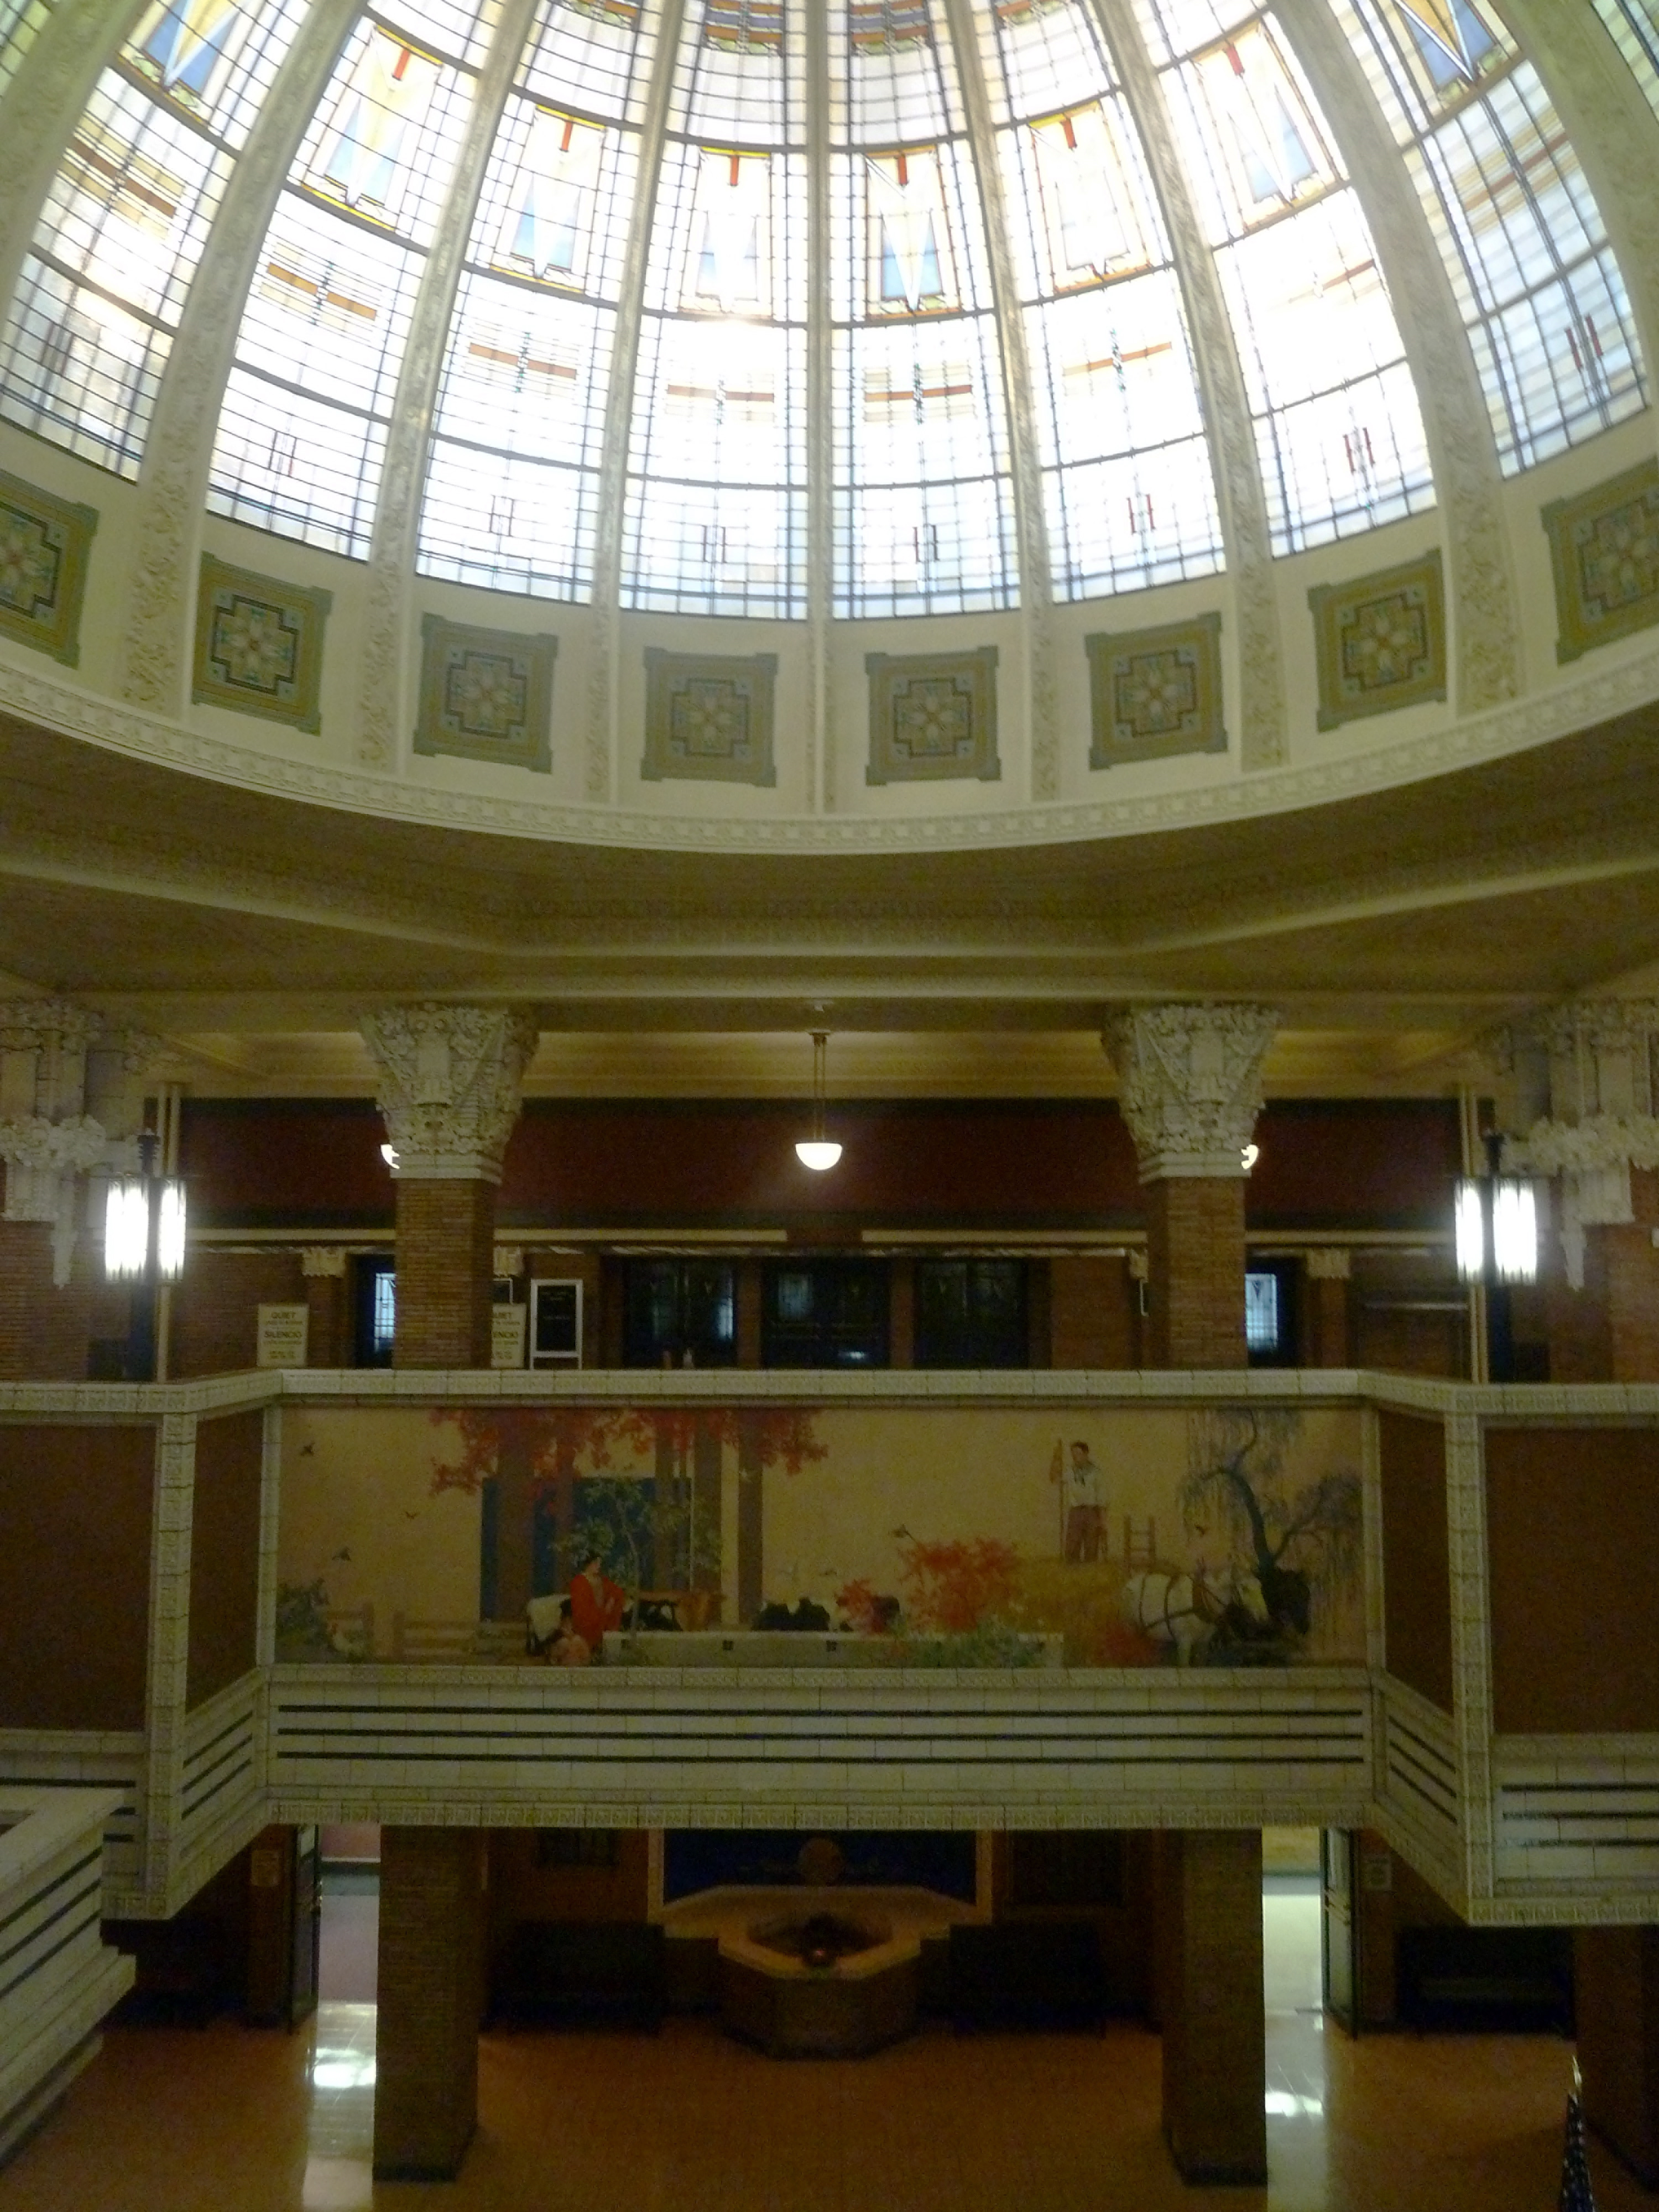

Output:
xmin=1501 ymin=999 xmax=1659 ymax=1290
xmin=1102 ymin=1003 xmax=1278 ymax=1182
xmin=300 ymin=1246 xmax=348 ymax=1279
xmin=360 ymin=1005 xmax=538 ymax=1182
xmin=1305 ymin=1248 xmax=1352 ymax=1281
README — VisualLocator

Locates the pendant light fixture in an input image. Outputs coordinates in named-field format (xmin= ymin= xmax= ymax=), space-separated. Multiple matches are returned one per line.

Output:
xmin=795 ymin=1031 xmax=843 ymax=1172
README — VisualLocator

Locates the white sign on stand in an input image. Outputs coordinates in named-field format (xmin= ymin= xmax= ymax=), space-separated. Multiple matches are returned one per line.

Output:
xmin=492 ymin=1302 xmax=528 ymax=1369
xmin=257 ymin=1303 xmax=309 ymax=1368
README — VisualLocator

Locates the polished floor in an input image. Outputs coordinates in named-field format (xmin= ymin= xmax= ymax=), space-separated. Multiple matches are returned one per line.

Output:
xmin=1 ymin=1880 xmax=1644 ymax=2211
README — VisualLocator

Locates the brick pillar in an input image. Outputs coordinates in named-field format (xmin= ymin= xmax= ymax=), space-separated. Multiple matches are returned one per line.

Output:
xmin=1575 ymin=1926 xmax=1659 ymax=2185
xmin=301 ymin=1248 xmax=348 ymax=1368
xmin=1144 ymin=1179 xmax=1246 ymax=1369
xmin=1160 ymin=1829 xmax=1267 ymax=2185
xmin=1104 ymin=1005 xmax=1277 ymax=1374
xmin=361 ymin=1006 xmax=537 ymax=1373
xmin=1305 ymin=1248 xmax=1352 ymax=1368
xmin=394 ymin=1181 xmax=497 ymax=1369
xmin=373 ymin=1827 xmax=484 ymax=2181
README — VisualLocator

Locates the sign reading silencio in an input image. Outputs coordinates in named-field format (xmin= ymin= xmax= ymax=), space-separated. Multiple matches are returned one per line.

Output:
xmin=492 ymin=1303 xmax=528 ymax=1369
xmin=257 ymin=1303 xmax=309 ymax=1369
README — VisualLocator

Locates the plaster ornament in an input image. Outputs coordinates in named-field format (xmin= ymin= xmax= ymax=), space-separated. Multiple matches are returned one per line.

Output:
xmin=0 ymin=1113 xmax=109 ymax=1284
xmin=1501 ymin=1000 xmax=1659 ymax=1288
xmin=1306 ymin=1248 xmax=1353 ymax=1280
xmin=360 ymin=1004 xmax=539 ymax=1182
xmin=300 ymin=1246 xmax=348 ymax=1279
xmin=1102 ymin=1003 xmax=1279 ymax=1181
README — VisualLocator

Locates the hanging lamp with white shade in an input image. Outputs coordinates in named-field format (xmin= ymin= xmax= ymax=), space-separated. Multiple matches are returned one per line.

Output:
xmin=795 ymin=1032 xmax=843 ymax=1172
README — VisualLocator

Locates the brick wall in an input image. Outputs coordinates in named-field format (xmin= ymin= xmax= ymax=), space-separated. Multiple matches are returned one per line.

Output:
xmin=171 ymin=1250 xmax=305 ymax=1377
xmin=395 ymin=1181 xmax=496 ymax=1369
xmin=1145 ymin=1180 xmax=1245 ymax=1369
xmin=0 ymin=1216 xmax=117 ymax=1380
xmin=1049 ymin=1255 xmax=1138 ymax=1368
xmin=374 ymin=1827 xmax=484 ymax=2180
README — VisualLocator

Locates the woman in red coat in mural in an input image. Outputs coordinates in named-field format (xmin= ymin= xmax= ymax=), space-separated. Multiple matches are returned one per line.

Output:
xmin=568 ymin=1552 xmax=628 ymax=1650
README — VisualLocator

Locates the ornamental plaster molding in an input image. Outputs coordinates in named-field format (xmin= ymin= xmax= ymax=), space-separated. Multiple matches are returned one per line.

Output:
xmin=0 ymin=0 xmax=132 ymax=317
xmin=1507 ymin=1117 xmax=1659 ymax=1179
xmin=300 ymin=1246 xmax=348 ymax=1278
xmin=353 ymin=0 xmax=540 ymax=771
xmin=1273 ymin=0 xmax=1521 ymax=714
xmin=1099 ymin=0 xmax=1286 ymax=771
xmin=115 ymin=0 xmax=359 ymax=713
xmin=3 ymin=623 xmax=1659 ymax=857
xmin=0 ymin=1113 xmax=108 ymax=1285
xmin=1306 ymin=1248 xmax=1353 ymax=1281
xmin=940 ymin=0 xmax=1057 ymax=800
xmin=0 ymin=998 xmax=100 ymax=1056
xmin=1101 ymin=1003 xmax=1278 ymax=1180
xmin=583 ymin=0 xmax=688 ymax=804
xmin=361 ymin=1004 xmax=538 ymax=1181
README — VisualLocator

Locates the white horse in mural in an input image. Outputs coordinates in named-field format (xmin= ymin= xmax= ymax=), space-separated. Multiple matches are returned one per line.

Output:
xmin=1119 ymin=1563 xmax=1269 ymax=1665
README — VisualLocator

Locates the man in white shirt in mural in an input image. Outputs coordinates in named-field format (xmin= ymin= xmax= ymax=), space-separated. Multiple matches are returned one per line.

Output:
xmin=1063 ymin=1438 xmax=1105 ymax=1564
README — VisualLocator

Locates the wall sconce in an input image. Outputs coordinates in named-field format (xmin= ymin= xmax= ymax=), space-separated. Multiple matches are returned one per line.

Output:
xmin=104 ymin=1130 xmax=186 ymax=1284
xmin=795 ymin=1032 xmax=843 ymax=1172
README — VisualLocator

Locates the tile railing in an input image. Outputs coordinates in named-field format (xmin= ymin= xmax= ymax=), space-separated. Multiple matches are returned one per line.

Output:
xmin=0 ymin=1787 xmax=134 ymax=2162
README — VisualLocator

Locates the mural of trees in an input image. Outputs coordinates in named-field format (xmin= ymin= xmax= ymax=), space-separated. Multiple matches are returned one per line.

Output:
xmin=1180 ymin=1407 xmax=1361 ymax=1653
xmin=427 ymin=1405 xmax=826 ymax=1615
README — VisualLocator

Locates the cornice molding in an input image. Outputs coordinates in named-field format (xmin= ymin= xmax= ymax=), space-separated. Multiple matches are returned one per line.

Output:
xmin=3 ymin=632 xmax=1659 ymax=858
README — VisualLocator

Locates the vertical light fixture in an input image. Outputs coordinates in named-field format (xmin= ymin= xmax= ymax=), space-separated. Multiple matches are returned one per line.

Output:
xmin=105 ymin=1130 xmax=187 ymax=1284
xmin=1454 ymin=1132 xmax=1538 ymax=1287
xmin=794 ymin=1031 xmax=843 ymax=1171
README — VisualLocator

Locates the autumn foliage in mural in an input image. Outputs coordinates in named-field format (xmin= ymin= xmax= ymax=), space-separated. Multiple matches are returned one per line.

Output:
xmin=896 ymin=1537 xmax=1021 ymax=1634
xmin=427 ymin=1404 xmax=827 ymax=1498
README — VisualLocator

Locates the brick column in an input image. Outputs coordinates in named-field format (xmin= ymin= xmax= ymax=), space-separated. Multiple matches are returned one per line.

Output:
xmin=1509 ymin=1001 xmax=1659 ymax=1383
xmin=1159 ymin=1828 xmax=1267 ymax=2185
xmin=1103 ymin=1005 xmax=1277 ymax=1373
xmin=300 ymin=1247 xmax=348 ymax=1367
xmin=1575 ymin=1926 xmax=1659 ymax=2185
xmin=361 ymin=1006 xmax=537 ymax=1371
xmin=373 ymin=1827 xmax=485 ymax=2181
xmin=1305 ymin=1248 xmax=1352 ymax=1368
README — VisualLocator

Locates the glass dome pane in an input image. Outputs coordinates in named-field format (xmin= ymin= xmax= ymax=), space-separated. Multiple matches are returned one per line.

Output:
xmin=1332 ymin=0 xmax=1647 ymax=473
xmin=976 ymin=0 xmax=1222 ymax=593
xmin=419 ymin=0 xmax=660 ymax=599
xmin=1142 ymin=4 xmax=1433 ymax=552
xmin=831 ymin=0 xmax=1016 ymax=617
xmin=207 ymin=4 xmax=495 ymax=556
xmin=0 ymin=0 xmax=310 ymax=476
xmin=1593 ymin=0 xmax=1659 ymax=120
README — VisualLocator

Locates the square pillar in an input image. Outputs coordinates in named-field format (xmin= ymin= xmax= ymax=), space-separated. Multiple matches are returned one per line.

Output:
xmin=1305 ymin=1250 xmax=1352 ymax=1368
xmin=1575 ymin=1926 xmax=1659 ymax=2185
xmin=1160 ymin=1829 xmax=1267 ymax=2185
xmin=1145 ymin=1180 xmax=1247 ymax=1370
xmin=373 ymin=1827 xmax=484 ymax=2182
xmin=393 ymin=1179 xmax=497 ymax=1369
xmin=1103 ymin=1005 xmax=1276 ymax=1374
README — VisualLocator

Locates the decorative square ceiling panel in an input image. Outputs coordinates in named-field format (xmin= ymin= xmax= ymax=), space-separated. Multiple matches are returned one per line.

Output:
xmin=1086 ymin=613 xmax=1224 ymax=768
xmin=192 ymin=552 xmax=330 ymax=731
xmin=0 ymin=471 xmax=96 ymax=666
xmin=1308 ymin=549 xmax=1446 ymax=731
xmin=416 ymin=614 xmax=556 ymax=773
xmin=1544 ymin=457 xmax=1659 ymax=666
xmin=865 ymin=645 xmax=1000 ymax=783
xmin=641 ymin=646 xmax=778 ymax=784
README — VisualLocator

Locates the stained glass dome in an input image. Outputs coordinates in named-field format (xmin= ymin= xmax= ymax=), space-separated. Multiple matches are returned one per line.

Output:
xmin=0 ymin=0 xmax=1656 ymax=831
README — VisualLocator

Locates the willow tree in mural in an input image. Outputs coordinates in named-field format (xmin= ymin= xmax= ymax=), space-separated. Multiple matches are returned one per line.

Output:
xmin=1180 ymin=1408 xmax=1362 ymax=1661
xmin=427 ymin=1406 xmax=825 ymax=1614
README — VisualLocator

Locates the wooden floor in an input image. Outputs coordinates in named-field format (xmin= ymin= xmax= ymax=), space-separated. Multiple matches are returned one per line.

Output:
xmin=2 ymin=1887 xmax=1646 ymax=2211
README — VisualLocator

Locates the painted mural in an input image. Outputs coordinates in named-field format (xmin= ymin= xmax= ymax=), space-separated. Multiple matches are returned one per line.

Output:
xmin=275 ymin=1402 xmax=1365 ymax=1668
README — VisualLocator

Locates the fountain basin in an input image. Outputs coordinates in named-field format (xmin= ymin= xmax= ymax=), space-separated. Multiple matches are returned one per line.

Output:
xmin=718 ymin=1908 xmax=917 ymax=2057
